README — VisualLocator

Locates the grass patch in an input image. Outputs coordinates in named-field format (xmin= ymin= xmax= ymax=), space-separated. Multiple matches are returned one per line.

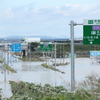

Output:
xmin=41 ymin=63 xmax=65 ymax=74
xmin=3 ymin=64 xmax=17 ymax=73
xmin=53 ymin=62 xmax=69 ymax=66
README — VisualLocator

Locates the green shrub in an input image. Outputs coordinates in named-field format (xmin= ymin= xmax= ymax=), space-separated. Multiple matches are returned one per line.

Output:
xmin=8 ymin=81 xmax=98 ymax=100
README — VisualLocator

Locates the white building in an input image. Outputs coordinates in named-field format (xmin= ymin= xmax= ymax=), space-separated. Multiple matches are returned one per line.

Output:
xmin=21 ymin=38 xmax=41 ymax=43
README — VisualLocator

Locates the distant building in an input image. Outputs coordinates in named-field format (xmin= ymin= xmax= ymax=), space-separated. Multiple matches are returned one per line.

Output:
xmin=21 ymin=38 xmax=41 ymax=43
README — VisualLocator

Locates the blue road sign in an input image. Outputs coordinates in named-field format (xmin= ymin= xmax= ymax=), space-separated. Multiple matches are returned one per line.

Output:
xmin=68 ymin=53 xmax=76 ymax=58
xmin=90 ymin=51 xmax=100 ymax=56
xmin=11 ymin=43 xmax=22 ymax=52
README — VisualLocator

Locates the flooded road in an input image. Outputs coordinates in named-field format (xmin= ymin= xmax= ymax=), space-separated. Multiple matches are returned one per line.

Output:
xmin=0 ymin=57 xmax=100 ymax=98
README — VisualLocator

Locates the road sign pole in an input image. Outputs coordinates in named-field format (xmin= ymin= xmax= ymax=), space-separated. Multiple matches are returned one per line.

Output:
xmin=69 ymin=21 xmax=83 ymax=91
xmin=43 ymin=52 xmax=45 ymax=61
xmin=54 ymin=42 xmax=56 ymax=67
xmin=63 ymin=44 xmax=64 ymax=64
xmin=70 ymin=21 xmax=75 ymax=91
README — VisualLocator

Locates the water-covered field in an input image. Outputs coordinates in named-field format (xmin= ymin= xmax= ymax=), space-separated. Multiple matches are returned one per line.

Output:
xmin=0 ymin=57 xmax=100 ymax=98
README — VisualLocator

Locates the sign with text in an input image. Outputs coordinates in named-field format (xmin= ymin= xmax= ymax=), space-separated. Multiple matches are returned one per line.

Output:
xmin=11 ymin=43 xmax=22 ymax=52
xmin=83 ymin=19 xmax=100 ymax=45
xmin=90 ymin=51 xmax=100 ymax=57
xmin=40 ymin=42 xmax=52 ymax=51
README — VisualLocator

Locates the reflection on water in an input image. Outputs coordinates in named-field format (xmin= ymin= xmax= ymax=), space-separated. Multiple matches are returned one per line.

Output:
xmin=21 ymin=63 xmax=46 ymax=71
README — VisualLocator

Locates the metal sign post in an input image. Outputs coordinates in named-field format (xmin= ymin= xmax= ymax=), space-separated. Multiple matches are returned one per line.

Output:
xmin=70 ymin=21 xmax=75 ymax=91
xmin=54 ymin=42 xmax=57 ymax=67
xmin=70 ymin=19 xmax=100 ymax=91
xmin=70 ymin=21 xmax=83 ymax=91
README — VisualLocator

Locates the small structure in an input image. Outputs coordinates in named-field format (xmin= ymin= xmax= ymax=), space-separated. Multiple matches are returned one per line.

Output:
xmin=21 ymin=43 xmax=28 ymax=57
xmin=21 ymin=38 xmax=40 ymax=43
xmin=21 ymin=38 xmax=40 ymax=58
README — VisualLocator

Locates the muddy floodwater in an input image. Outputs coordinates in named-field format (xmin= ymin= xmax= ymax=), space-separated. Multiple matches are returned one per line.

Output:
xmin=0 ymin=57 xmax=100 ymax=98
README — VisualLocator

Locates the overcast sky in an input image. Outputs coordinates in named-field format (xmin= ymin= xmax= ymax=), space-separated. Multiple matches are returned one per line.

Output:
xmin=0 ymin=0 xmax=100 ymax=38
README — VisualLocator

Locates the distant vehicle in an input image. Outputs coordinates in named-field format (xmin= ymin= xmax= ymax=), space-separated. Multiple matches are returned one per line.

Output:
xmin=21 ymin=38 xmax=41 ymax=43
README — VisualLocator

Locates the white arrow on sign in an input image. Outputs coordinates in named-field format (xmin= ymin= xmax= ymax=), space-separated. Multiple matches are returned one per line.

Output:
xmin=90 ymin=41 xmax=93 ymax=44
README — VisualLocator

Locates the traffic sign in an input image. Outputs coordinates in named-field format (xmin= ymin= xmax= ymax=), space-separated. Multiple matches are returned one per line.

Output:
xmin=90 ymin=51 xmax=100 ymax=56
xmin=68 ymin=53 xmax=76 ymax=58
xmin=11 ymin=43 xmax=22 ymax=52
xmin=40 ymin=42 xmax=52 ymax=51
xmin=83 ymin=19 xmax=100 ymax=45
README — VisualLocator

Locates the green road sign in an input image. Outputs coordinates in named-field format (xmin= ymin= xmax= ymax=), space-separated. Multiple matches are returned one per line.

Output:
xmin=40 ymin=43 xmax=52 ymax=51
xmin=83 ymin=19 xmax=100 ymax=45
